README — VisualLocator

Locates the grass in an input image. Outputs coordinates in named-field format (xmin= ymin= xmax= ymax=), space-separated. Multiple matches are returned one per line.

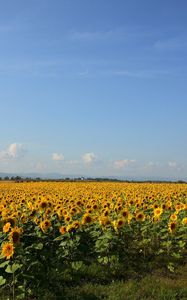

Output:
xmin=35 ymin=264 xmax=187 ymax=300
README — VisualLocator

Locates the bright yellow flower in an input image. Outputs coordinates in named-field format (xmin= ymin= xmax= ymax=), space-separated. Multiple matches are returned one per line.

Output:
xmin=99 ymin=216 xmax=110 ymax=227
xmin=59 ymin=226 xmax=67 ymax=235
xmin=1 ymin=242 xmax=14 ymax=260
xmin=40 ymin=219 xmax=51 ymax=233
xmin=82 ymin=213 xmax=92 ymax=225
xmin=170 ymin=213 xmax=177 ymax=221
xmin=135 ymin=212 xmax=145 ymax=222
xmin=3 ymin=222 xmax=11 ymax=233
xmin=181 ymin=217 xmax=187 ymax=225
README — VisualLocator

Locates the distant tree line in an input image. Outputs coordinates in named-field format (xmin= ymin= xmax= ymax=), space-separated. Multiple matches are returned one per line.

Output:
xmin=0 ymin=176 xmax=186 ymax=184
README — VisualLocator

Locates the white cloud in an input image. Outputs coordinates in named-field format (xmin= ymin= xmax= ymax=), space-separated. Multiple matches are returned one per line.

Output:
xmin=52 ymin=153 xmax=64 ymax=161
xmin=168 ymin=161 xmax=177 ymax=168
xmin=113 ymin=159 xmax=136 ymax=169
xmin=144 ymin=161 xmax=160 ymax=168
xmin=82 ymin=152 xmax=97 ymax=164
xmin=0 ymin=143 xmax=26 ymax=161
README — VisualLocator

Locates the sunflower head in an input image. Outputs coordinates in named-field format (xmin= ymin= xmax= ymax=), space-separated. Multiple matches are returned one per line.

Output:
xmin=9 ymin=227 xmax=22 ymax=244
xmin=3 ymin=222 xmax=11 ymax=233
xmin=82 ymin=213 xmax=92 ymax=225
xmin=72 ymin=220 xmax=80 ymax=229
xmin=59 ymin=226 xmax=67 ymax=235
xmin=116 ymin=218 xmax=124 ymax=228
xmin=121 ymin=209 xmax=129 ymax=219
xmin=99 ymin=216 xmax=110 ymax=227
xmin=64 ymin=215 xmax=71 ymax=223
xmin=154 ymin=207 xmax=163 ymax=217
xmin=40 ymin=219 xmax=51 ymax=233
xmin=1 ymin=242 xmax=14 ymax=260
xmin=181 ymin=217 xmax=187 ymax=226
xmin=170 ymin=213 xmax=177 ymax=221
xmin=135 ymin=212 xmax=145 ymax=222
xmin=168 ymin=221 xmax=177 ymax=233
xmin=39 ymin=201 xmax=48 ymax=211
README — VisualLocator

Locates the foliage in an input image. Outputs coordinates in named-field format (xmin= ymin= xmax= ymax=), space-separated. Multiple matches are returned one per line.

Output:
xmin=0 ymin=181 xmax=186 ymax=299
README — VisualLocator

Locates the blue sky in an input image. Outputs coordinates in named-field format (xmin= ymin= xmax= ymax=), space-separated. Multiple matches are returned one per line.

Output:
xmin=0 ymin=0 xmax=187 ymax=179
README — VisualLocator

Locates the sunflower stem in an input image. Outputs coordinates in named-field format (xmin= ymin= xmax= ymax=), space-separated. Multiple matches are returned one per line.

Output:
xmin=13 ymin=272 xmax=15 ymax=300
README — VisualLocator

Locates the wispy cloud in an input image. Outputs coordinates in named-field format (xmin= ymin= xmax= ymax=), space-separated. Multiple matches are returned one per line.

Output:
xmin=68 ymin=28 xmax=124 ymax=41
xmin=68 ymin=26 xmax=161 ymax=42
xmin=110 ymin=69 xmax=173 ymax=79
xmin=52 ymin=153 xmax=65 ymax=161
xmin=168 ymin=161 xmax=177 ymax=168
xmin=113 ymin=159 xmax=136 ymax=169
xmin=0 ymin=143 xmax=26 ymax=161
xmin=82 ymin=152 xmax=97 ymax=164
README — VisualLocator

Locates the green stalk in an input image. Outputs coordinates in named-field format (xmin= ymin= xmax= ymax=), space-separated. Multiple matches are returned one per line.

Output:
xmin=12 ymin=272 xmax=15 ymax=300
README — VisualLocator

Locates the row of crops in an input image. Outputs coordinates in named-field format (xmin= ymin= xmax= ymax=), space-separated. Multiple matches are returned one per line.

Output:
xmin=0 ymin=181 xmax=186 ymax=299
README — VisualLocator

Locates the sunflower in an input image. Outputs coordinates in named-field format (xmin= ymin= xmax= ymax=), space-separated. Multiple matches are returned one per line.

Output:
xmin=113 ymin=218 xmax=124 ymax=231
xmin=66 ymin=224 xmax=75 ymax=233
xmin=39 ymin=201 xmax=48 ymax=211
xmin=92 ymin=204 xmax=98 ymax=210
xmin=99 ymin=216 xmax=110 ymax=227
xmin=70 ymin=207 xmax=78 ymax=216
xmin=181 ymin=217 xmax=187 ymax=226
xmin=121 ymin=209 xmax=129 ymax=219
xmin=103 ymin=209 xmax=109 ymax=217
xmin=40 ymin=219 xmax=51 ymax=233
xmin=170 ymin=213 xmax=177 ymax=221
xmin=59 ymin=226 xmax=67 ymax=235
xmin=71 ymin=220 xmax=80 ymax=229
xmin=154 ymin=207 xmax=163 ymax=218
xmin=64 ymin=215 xmax=72 ymax=223
xmin=116 ymin=218 xmax=124 ymax=228
xmin=135 ymin=212 xmax=145 ymax=222
xmin=168 ymin=221 xmax=177 ymax=233
xmin=30 ymin=209 xmax=37 ymax=218
xmin=1 ymin=242 xmax=14 ymax=260
xmin=34 ymin=217 xmax=40 ymax=225
xmin=153 ymin=203 xmax=159 ymax=209
xmin=9 ymin=227 xmax=22 ymax=244
xmin=162 ymin=203 xmax=167 ymax=210
xmin=82 ymin=213 xmax=92 ymax=225
xmin=3 ymin=222 xmax=11 ymax=233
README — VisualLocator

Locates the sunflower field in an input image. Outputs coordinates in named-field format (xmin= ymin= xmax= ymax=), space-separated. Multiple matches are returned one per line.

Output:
xmin=0 ymin=181 xmax=186 ymax=299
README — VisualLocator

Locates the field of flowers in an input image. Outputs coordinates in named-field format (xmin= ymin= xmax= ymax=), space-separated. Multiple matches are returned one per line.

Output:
xmin=0 ymin=181 xmax=186 ymax=299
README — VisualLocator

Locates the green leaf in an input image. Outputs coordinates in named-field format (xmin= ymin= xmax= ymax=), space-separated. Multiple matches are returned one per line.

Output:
xmin=54 ymin=235 xmax=64 ymax=241
xmin=34 ymin=243 xmax=43 ymax=250
xmin=71 ymin=261 xmax=83 ymax=271
xmin=156 ymin=249 xmax=164 ymax=255
xmin=0 ymin=276 xmax=6 ymax=286
xmin=60 ymin=241 xmax=68 ymax=247
xmin=178 ymin=241 xmax=186 ymax=248
xmin=0 ymin=261 xmax=10 ymax=268
xmin=5 ymin=263 xmax=22 ymax=274
xmin=167 ymin=263 xmax=175 ymax=273
xmin=172 ymin=252 xmax=181 ymax=259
